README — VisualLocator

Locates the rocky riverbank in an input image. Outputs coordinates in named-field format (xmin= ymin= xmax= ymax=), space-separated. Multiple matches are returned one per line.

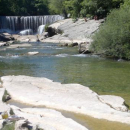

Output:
xmin=0 ymin=75 xmax=130 ymax=130
xmin=0 ymin=18 xmax=103 ymax=53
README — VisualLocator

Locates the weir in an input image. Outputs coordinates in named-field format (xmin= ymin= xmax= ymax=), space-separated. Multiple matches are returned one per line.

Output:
xmin=0 ymin=15 xmax=64 ymax=34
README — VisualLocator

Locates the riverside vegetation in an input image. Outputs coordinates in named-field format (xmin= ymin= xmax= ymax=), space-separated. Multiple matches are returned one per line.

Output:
xmin=91 ymin=1 xmax=130 ymax=60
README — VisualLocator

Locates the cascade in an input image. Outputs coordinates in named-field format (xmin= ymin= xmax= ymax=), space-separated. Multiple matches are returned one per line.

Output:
xmin=0 ymin=15 xmax=64 ymax=34
xmin=37 ymin=25 xmax=45 ymax=35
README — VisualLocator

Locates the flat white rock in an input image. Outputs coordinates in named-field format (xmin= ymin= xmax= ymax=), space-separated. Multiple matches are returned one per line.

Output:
xmin=99 ymin=95 xmax=128 ymax=112
xmin=12 ymin=106 xmax=87 ymax=130
xmin=7 ymin=43 xmax=31 ymax=49
xmin=1 ymin=75 xmax=130 ymax=124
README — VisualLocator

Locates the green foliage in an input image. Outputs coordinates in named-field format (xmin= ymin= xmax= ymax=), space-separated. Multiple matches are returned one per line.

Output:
xmin=0 ymin=0 xmax=49 ymax=15
xmin=80 ymin=0 xmax=123 ymax=18
xmin=121 ymin=0 xmax=130 ymax=8
xmin=64 ymin=0 xmax=83 ymax=18
xmin=49 ymin=0 xmax=67 ymax=17
xmin=91 ymin=6 xmax=130 ymax=59
xmin=0 ymin=0 xmax=124 ymax=17
xmin=64 ymin=0 xmax=123 ymax=18
xmin=10 ymin=108 xmax=15 ymax=115
xmin=45 ymin=24 xmax=49 ymax=32
xmin=1 ymin=122 xmax=15 ymax=130
xmin=2 ymin=89 xmax=10 ymax=102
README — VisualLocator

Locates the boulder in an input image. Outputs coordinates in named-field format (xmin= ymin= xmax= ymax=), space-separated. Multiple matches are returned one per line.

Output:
xmin=0 ymin=33 xmax=14 ymax=41
xmin=46 ymin=27 xmax=56 ymax=37
xmin=15 ymin=120 xmax=32 ymax=130
xmin=0 ymin=42 xmax=6 ymax=47
xmin=78 ymin=42 xmax=91 ymax=54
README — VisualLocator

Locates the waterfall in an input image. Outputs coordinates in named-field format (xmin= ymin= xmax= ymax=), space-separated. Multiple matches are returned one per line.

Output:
xmin=37 ymin=25 xmax=45 ymax=35
xmin=0 ymin=15 xmax=64 ymax=34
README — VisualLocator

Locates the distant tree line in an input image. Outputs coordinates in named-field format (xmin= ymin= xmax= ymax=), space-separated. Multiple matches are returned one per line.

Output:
xmin=0 ymin=0 xmax=124 ymax=18
xmin=49 ymin=0 xmax=124 ymax=18
xmin=0 ymin=0 xmax=49 ymax=16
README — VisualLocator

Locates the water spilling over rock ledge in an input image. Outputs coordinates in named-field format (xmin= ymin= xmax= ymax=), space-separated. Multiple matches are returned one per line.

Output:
xmin=1 ymin=75 xmax=130 ymax=127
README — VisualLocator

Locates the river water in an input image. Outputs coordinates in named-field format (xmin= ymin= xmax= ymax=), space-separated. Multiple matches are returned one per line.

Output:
xmin=1 ymin=42 xmax=130 ymax=129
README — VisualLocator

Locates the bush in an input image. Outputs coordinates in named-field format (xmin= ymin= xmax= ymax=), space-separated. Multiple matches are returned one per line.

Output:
xmin=10 ymin=108 xmax=15 ymax=115
xmin=2 ymin=89 xmax=11 ymax=102
xmin=91 ymin=6 xmax=130 ymax=59
xmin=45 ymin=24 xmax=49 ymax=32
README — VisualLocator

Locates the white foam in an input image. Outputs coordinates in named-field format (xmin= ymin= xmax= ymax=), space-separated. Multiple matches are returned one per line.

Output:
xmin=72 ymin=54 xmax=87 ymax=57
xmin=55 ymin=54 xmax=69 ymax=57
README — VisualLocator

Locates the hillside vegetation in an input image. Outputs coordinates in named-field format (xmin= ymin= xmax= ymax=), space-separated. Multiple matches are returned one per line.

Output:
xmin=91 ymin=0 xmax=130 ymax=59
xmin=0 ymin=0 xmax=123 ymax=17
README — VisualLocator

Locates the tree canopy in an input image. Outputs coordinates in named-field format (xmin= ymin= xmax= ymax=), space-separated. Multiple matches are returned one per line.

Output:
xmin=0 ymin=0 xmax=49 ymax=15
xmin=0 ymin=0 xmax=124 ymax=17
xmin=90 ymin=0 xmax=130 ymax=59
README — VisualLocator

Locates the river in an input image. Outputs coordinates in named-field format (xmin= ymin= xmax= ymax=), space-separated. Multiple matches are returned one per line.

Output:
xmin=1 ymin=42 xmax=130 ymax=129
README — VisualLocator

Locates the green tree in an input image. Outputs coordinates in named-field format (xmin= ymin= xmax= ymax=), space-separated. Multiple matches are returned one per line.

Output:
xmin=49 ymin=0 xmax=67 ymax=17
xmin=91 ymin=6 xmax=130 ymax=59
xmin=64 ymin=0 xmax=83 ymax=18
xmin=35 ymin=0 xmax=49 ymax=15
xmin=80 ymin=0 xmax=123 ymax=18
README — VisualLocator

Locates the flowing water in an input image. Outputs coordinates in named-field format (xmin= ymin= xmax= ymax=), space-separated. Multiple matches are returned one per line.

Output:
xmin=0 ymin=15 xmax=64 ymax=34
xmin=1 ymin=42 xmax=130 ymax=129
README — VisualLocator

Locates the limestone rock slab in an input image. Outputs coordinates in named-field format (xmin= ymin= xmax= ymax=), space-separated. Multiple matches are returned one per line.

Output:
xmin=99 ymin=95 xmax=128 ymax=112
xmin=12 ymin=106 xmax=88 ymax=130
xmin=1 ymin=75 xmax=130 ymax=124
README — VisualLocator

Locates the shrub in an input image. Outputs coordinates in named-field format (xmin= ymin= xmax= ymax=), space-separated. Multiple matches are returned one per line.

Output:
xmin=91 ymin=6 xmax=130 ymax=60
xmin=45 ymin=24 xmax=49 ymax=32
xmin=2 ymin=89 xmax=11 ymax=102
xmin=10 ymin=108 xmax=15 ymax=115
